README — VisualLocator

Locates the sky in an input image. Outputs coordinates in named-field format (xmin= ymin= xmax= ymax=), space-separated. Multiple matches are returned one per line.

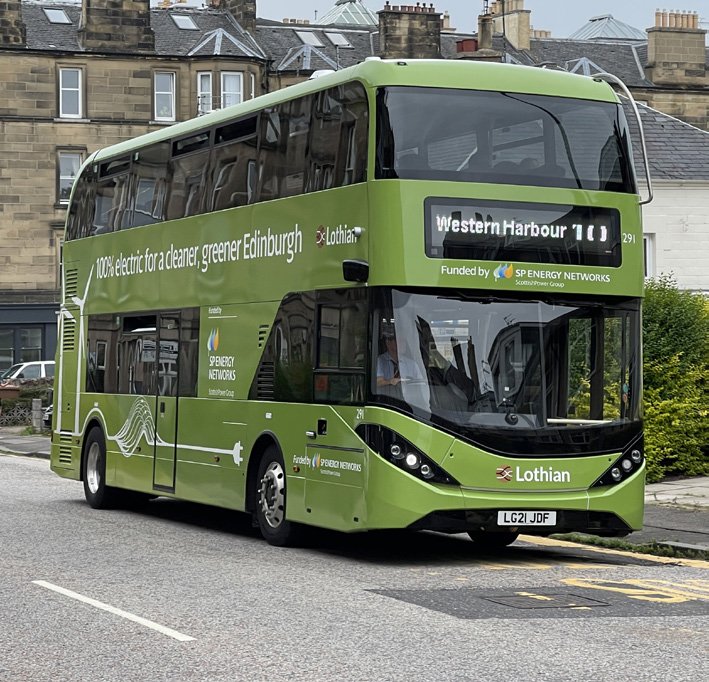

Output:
xmin=259 ymin=0 xmax=708 ymax=38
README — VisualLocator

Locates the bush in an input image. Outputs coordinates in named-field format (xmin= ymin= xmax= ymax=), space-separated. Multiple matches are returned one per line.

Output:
xmin=643 ymin=277 xmax=709 ymax=481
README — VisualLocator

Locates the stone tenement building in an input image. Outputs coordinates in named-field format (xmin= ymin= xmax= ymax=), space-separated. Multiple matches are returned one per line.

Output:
xmin=1 ymin=0 xmax=708 ymax=367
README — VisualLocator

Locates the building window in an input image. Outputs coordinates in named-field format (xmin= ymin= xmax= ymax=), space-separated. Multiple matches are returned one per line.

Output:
xmin=57 ymin=151 xmax=83 ymax=204
xmin=295 ymin=31 xmax=323 ymax=47
xmin=643 ymin=234 xmax=655 ymax=278
xmin=154 ymin=72 xmax=176 ymax=122
xmin=221 ymin=72 xmax=243 ymax=109
xmin=172 ymin=15 xmax=199 ymax=30
xmin=250 ymin=72 xmax=256 ymax=100
xmin=20 ymin=328 xmax=43 ymax=363
xmin=198 ymin=72 xmax=212 ymax=115
xmin=0 ymin=330 xmax=13 ymax=371
xmin=59 ymin=68 xmax=82 ymax=118
xmin=325 ymin=32 xmax=352 ymax=48
xmin=44 ymin=8 xmax=71 ymax=24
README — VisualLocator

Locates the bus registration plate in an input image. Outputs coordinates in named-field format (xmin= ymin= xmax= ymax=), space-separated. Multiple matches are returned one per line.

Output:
xmin=497 ymin=511 xmax=557 ymax=526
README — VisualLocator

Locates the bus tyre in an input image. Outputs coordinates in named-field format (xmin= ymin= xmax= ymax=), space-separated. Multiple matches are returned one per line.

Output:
xmin=255 ymin=446 xmax=301 ymax=547
xmin=82 ymin=427 xmax=119 ymax=509
xmin=468 ymin=531 xmax=520 ymax=548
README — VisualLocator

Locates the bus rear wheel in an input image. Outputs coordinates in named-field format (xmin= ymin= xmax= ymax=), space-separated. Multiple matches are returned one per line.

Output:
xmin=82 ymin=427 xmax=120 ymax=509
xmin=468 ymin=530 xmax=520 ymax=548
xmin=255 ymin=445 xmax=301 ymax=547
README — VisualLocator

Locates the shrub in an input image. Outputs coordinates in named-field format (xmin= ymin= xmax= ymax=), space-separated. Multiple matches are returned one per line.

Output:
xmin=643 ymin=277 xmax=709 ymax=481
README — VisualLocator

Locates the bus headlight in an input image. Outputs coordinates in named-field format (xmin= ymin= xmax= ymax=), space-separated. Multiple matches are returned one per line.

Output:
xmin=404 ymin=452 xmax=420 ymax=469
xmin=355 ymin=424 xmax=459 ymax=486
xmin=591 ymin=439 xmax=644 ymax=488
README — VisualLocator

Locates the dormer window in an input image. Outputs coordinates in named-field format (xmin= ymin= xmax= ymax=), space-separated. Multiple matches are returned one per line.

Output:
xmin=172 ymin=15 xmax=199 ymax=30
xmin=43 ymin=8 xmax=71 ymax=24
xmin=325 ymin=32 xmax=353 ymax=48
xmin=295 ymin=31 xmax=324 ymax=47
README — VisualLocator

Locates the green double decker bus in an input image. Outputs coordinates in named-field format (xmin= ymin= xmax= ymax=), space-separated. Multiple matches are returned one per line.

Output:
xmin=51 ymin=59 xmax=651 ymax=547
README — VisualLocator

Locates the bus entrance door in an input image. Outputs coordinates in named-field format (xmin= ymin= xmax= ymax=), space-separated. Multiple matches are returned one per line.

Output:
xmin=153 ymin=316 xmax=179 ymax=490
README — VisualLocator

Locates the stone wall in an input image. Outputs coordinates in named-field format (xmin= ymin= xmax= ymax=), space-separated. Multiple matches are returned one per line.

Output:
xmin=0 ymin=50 xmax=263 ymax=301
xmin=79 ymin=0 xmax=154 ymax=53
xmin=633 ymin=87 xmax=709 ymax=132
xmin=0 ymin=0 xmax=25 ymax=46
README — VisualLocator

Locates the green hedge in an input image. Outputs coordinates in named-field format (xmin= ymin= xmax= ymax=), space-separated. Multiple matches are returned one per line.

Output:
xmin=643 ymin=276 xmax=709 ymax=482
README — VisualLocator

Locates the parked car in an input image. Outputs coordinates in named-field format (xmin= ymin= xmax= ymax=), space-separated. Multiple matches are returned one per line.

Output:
xmin=43 ymin=404 xmax=53 ymax=429
xmin=0 ymin=361 xmax=55 ymax=382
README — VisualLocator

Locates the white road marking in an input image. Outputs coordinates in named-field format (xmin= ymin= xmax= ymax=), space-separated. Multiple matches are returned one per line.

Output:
xmin=32 ymin=580 xmax=195 ymax=642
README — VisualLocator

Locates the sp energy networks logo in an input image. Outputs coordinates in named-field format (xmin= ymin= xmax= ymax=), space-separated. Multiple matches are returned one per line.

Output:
xmin=496 ymin=464 xmax=571 ymax=483
xmin=207 ymin=327 xmax=235 ymax=386
xmin=207 ymin=328 xmax=220 ymax=352
xmin=293 ymin=453 xmax=362 ymax=478
xmin=494 ymin=264 xmax=514 ymax=280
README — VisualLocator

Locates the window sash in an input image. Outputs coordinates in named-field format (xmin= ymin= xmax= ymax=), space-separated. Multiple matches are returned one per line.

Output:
xmin=59 ymin=68 xmax=82 ymax=118
xmin=155 ymin=72 xmax=176 ymax=121
xmin=221 ymin=72 xmax=243 ymax=109
xmin=198 ymin=72 xmax=212 ymax=115
xmin=58 ymin=152 xmax=83 ymax=203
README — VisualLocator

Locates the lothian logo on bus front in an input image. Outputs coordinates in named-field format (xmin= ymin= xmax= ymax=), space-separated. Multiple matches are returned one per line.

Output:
xmin=496 ymin=465 xmax=571 ymax=483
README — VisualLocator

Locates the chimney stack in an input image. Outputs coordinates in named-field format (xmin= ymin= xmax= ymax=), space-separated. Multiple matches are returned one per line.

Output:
xmin=378 ymin=3 xmax=442 ymax=60
xmin=220 ymin=0 xmax=256 ymax=34
xmin=490 ymin=0 xmax=531 ymax=51
xmin=0 ymin=1 xmax=27 ymax=46
xmin=455 ymin=11 xmax=501 ymax=62
xmin=646 ymin=8 xmax=707 ymax=86
xmin=79 ymin=1 xmax=154 ymax=53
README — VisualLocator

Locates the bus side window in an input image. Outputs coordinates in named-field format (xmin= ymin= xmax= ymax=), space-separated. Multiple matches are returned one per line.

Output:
xmin=92 ymin=157 xmax=132 ymax=236
xmin=257 ymin=106 xmax=288 ymax=203
xmin=314 ymin=294 xmax=367 ymax=405
xmin=211 ymin=115 xmax=258 ymax=211
xmin=338 ymin=82 xmax=368 ymax=187
xmin=168 ymin=132 xmax=211 ymax=221
xmin=282 ymin=95 xmax=312 ymax=198
xmin=131 ymin=142 xmax=170 ymax=228
xmin=307 ymin=88 xmax=342 ymax=193
xmin=66 ymin=167 xmax=96 ymax=241
xmin=86 ymin=314 xmax=119 ymax=393
xmin=178 ymin=308 xmax=200 ymax=398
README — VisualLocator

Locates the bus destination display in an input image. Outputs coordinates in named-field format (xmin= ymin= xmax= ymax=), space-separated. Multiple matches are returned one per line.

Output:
xmin=425 ymin=198 xmax=621 ymax=267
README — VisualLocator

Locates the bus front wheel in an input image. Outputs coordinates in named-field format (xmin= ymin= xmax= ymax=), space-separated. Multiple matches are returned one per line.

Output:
xmin=82 ymin=427 xmax=119 ymax=509
xmin=468 ymin=530 xmax=520 ymax=548
xmin=255 ymin=445 xmax=301 ymax=547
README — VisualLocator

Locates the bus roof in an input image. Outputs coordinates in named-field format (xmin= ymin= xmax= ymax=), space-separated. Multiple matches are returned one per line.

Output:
xmin=90 ymin=59 xmax=618 ymax=164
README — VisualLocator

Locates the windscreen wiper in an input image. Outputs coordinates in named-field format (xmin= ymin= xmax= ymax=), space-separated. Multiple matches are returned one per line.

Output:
xmin=547 ymin=418 xmax=611 ymax=425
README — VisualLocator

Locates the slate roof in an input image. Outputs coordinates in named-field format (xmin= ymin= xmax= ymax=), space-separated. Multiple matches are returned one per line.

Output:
xmin=22 ymin=0 xmax=82 ymax=51
xmin=626 ymin=102 xmax=709 ymax=181
xmin=528 ymin=39 xmax=652 ymax=87
xmin=255 ymin=24 xmax=376 ymax=72
xmin=152 ymin=10 xmax=265 ymax=58
xmin=568 ymin=14 xmax=647 ymax=42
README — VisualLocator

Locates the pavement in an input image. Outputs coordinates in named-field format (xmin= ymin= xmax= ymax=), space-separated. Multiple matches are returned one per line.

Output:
xmin=1 ymin=425 xmax=706 ymax=554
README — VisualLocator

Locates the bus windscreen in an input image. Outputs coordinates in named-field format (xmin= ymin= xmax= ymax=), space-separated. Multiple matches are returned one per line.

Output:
xmin=376 ymin=86 xmax=636 ymax=194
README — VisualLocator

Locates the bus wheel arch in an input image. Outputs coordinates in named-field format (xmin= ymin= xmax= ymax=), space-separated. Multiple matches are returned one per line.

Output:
xmin=79 ymin=417 xmax=105 ymax=482
xmin=248 ymin=433 xmax=302 ymax=547
xmin=81 ymin=424 xmax=119 ymax=509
